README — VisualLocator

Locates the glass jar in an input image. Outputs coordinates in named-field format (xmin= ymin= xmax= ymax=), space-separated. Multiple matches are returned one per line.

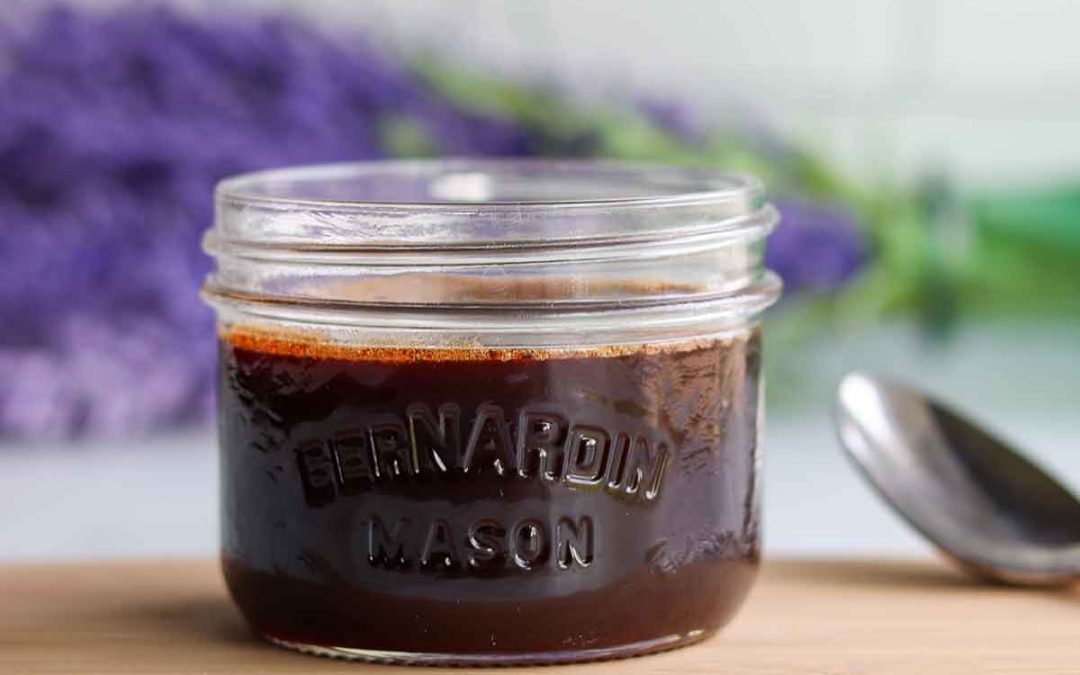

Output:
xmin=202 ymin=159 xmax=780 ymax=665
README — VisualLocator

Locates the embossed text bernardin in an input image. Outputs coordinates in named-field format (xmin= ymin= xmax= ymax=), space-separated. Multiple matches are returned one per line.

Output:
xmin=294 ymin=403 xmax=670 ymax=507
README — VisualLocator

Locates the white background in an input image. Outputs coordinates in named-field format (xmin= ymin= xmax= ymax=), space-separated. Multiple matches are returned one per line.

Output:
xmin=189 ymin=0 xmax=1080 ymax=188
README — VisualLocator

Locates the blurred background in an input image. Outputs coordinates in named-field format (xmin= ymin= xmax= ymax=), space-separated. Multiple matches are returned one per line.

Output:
xmin=1 ymin=0 xmax=1077 ymax=560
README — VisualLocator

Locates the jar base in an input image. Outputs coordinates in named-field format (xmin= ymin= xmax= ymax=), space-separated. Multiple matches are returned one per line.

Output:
xmin=263 ymin=629 xmax=712 ymax=666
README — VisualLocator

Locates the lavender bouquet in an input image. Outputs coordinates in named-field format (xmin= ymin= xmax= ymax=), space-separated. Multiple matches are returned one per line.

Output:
xmin=0 ymin=5 xmax=874 ymax=438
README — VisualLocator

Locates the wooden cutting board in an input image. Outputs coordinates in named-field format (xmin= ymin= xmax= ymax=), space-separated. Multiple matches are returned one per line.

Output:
xmin=2 ymin=558 xmax=1077 ymax=674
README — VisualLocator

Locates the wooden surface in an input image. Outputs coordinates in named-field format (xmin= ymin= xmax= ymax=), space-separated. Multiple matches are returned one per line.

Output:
xmin=2 ymin=558 xmax=1078 ymax=674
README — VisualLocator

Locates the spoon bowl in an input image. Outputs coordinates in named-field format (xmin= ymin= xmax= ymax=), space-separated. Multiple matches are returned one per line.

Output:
xmin=836 ymin=372 xmax=1080 ymax=585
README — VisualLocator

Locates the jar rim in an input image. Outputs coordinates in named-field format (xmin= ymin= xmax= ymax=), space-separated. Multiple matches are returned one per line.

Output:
xmin=217 ymin=158 xmax=763 ymax=210
xmin=211 ymin=159 xmax=767 ymax=250
xmin=204 ymin=159 xmax=780 ymax=344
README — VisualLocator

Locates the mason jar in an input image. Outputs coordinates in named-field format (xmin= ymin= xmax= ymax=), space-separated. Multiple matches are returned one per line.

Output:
xmin=202 ymin=159 xmax=780 ymax=665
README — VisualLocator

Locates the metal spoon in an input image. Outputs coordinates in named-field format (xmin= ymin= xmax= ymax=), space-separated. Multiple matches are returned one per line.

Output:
xmin=836 ymin=371 xmax=1080 ymax=585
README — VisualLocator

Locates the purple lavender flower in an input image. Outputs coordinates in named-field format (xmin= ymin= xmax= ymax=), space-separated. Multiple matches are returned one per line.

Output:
xmin=0 ymin=4 xmax=872 ymax=440
xmin=0 ymin=5 xmax=534 ymax=438
xmin=637 ymin=97 xmax=707 ymax=144
xmin=767 ymin=197 xmax=869 ymax=293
